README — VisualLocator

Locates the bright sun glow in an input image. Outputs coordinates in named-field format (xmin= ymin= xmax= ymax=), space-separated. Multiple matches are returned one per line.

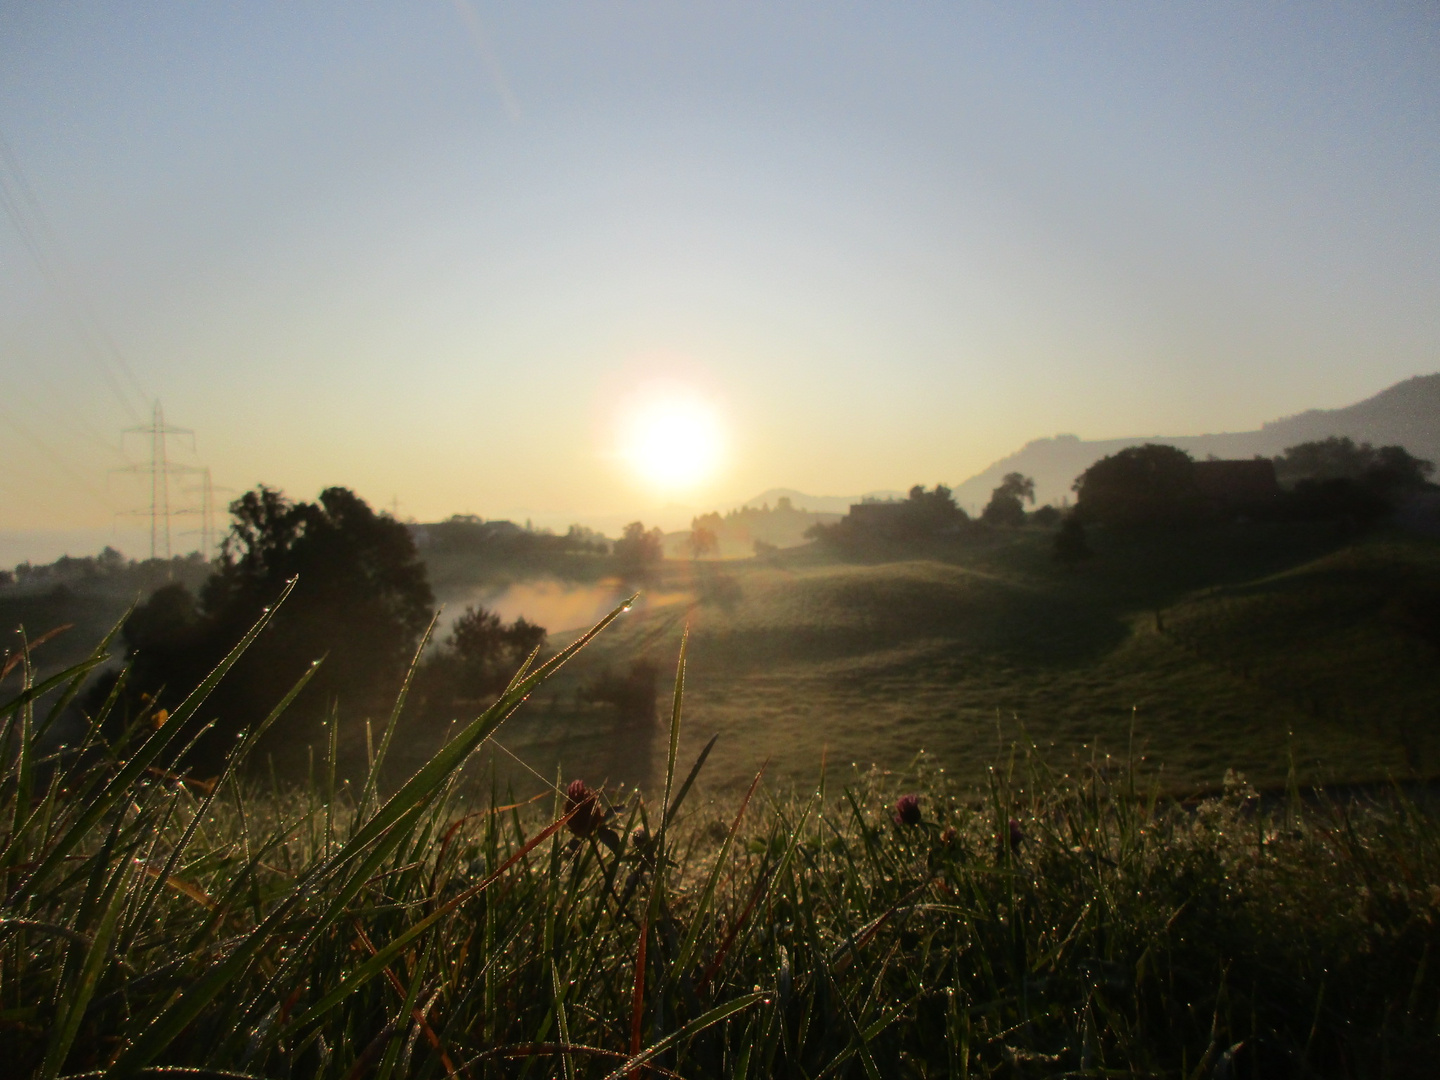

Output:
xmin=619 ymin=391 xmax=725 ymax=491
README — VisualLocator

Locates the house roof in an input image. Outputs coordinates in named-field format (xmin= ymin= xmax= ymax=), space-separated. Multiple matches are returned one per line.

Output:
xmin=1193 ymin=459 xmax=1280 ymax=502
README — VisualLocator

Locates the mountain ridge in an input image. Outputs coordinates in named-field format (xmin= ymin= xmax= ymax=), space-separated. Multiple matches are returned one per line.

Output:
xmin=950 ymin=373 xmax=1440 ymax=511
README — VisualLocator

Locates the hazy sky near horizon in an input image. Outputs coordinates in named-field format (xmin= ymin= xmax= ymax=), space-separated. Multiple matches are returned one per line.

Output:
xmin=2 ymin=2 xmax=1438 ymax=557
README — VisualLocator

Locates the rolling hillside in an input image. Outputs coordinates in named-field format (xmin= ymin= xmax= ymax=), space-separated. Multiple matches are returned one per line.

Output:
xmin=460 ymin=524 xmax=1440 ymax=795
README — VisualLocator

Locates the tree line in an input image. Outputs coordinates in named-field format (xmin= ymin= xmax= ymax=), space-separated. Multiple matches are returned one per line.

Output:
xmin=806 ymin=436 xmax=1434 ymax=563
xmin=1072 ymin=437 xmax=1433 ymax=529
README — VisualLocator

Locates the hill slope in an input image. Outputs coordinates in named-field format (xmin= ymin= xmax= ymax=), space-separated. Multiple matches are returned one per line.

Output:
xmin=475 ymin=527 xmax=1440 ymax=794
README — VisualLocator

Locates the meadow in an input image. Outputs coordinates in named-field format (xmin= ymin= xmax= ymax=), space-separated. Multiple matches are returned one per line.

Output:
xmin=2 ymin=604 xmax=1437 ymax=1078
xmin=450 ymin=523 xmax=1440 ymax=796
xmin=5 ymin=520 xmax=1436 ymax=798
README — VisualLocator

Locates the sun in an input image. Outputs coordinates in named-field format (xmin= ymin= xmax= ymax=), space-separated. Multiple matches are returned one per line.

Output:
xmin=619 ymin=390 xmax=725 ymax=491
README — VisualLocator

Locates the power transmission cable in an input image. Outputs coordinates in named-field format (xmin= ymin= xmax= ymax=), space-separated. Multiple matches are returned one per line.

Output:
xmin=0 ymin=185 xmax=142 ymax=428
xmin=0 ymin=127 xmax=221 ymax=562
xmin=0 ymin=125 xmax=149 ymax=422
xmin=0 ymin=126 xmax=149 ymax=414
xmin=0 ymin=400 xmax=116 ymax=511
xmin=3 ymin=348 xmax=129 ymax=462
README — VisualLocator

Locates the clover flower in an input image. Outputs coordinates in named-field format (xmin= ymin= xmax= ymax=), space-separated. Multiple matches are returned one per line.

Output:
xmin=893 ymin=794 xmax=922 ymax=827
xmin=564 ymin=779 xmax=602 ymax=837
xmin=1008 ymin=817 xmax=1024 ymax=852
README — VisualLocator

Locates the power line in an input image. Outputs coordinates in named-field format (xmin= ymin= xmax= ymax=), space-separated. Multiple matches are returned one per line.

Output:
xmin=0 ymin=130 xmax=230 ymax=564
xmin=0 ymin=400 xmax=116 ymax=512
xmin=0 ymin=125 xmax=150 ymax=422
xmin=198 ymin=467 xmax=218 ymax=560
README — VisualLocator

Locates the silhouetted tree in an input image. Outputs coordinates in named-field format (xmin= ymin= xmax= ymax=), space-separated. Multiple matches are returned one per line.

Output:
xmin=1074 ymin=445 xmax=1203 ymax=528
xmin=982 ymin=472 xmax=1036 ymax=526
xmin=103 ymin=583 xmax=209 ymax=743
xmin=1274 ymin=437 xmax=1433 ymax=494
xmin=687 ymin=525 xmax=718 ymax=559
xmin=416 ymin=605 xmax=547 ymax=709
xmin=903 ymin=484 xmax=966 ymax=533
xmin=562 ymin=524 xmax=610 ymax=553
xmin=1272 ymin=438 xmax=1435 ymax=525
xmin=97 ymin=485 xmax=434 ymax=772
xmin=614 ymin=522 xmax=665 ymax=578
xmin=1366 ymin=445 xmax=1436 ymax=493
xmin=1284 ymin=440 xmax=1428 ymax=486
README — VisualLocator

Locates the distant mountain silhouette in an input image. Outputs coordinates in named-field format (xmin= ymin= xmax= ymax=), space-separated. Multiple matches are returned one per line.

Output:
xmin=741 ymin=488 xmax=908 ymax=515
xmin=952 ymin=374 xmax=1440 ymax=511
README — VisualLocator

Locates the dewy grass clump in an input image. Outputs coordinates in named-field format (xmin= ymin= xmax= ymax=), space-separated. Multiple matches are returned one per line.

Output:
xmin=1 ymin=597 xmax=1438 ymax=1078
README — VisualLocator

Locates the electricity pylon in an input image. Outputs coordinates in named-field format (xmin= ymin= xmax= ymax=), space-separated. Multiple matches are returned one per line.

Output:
xmin=117 ymin=400 xmax=198 ymax=561
xmin=177 ymin=467 xmax=233 ymax=561
xmin=199 ymin=466 xmax=217 ymax=558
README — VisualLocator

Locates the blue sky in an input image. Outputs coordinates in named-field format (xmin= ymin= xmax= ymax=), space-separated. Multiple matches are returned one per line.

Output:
xmin=2 ymin=2 xmax=1438 ymax=559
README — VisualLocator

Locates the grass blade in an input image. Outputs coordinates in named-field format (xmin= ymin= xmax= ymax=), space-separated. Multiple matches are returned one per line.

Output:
xmin=662 ymin=733 xmax=718 ymax=835
xmin=358 ymin=610 xmax=440 ymax=820
xmin=8 ymin=580 xmax=295 ymax=907
xmin=41 ymin=858 xmax=136 ymax=1080
xmin=340 ymin=595 xmax=635 ymax=861
xmin=276 ymin=808 xmax=578 ymax=1041
xmin=601 ymin=993 xmax=765 ymax=1080
xmin=671 ymin=763 xmax=767 ymax=982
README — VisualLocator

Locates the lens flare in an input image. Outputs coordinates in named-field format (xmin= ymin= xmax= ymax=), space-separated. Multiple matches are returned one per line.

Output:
xmin=619 ymin=391 xmax=724 ymax=491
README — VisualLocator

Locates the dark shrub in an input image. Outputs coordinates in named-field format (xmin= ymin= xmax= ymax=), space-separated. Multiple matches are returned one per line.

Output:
xmin=1053 ymin=515 xmax=1093 ymax=566
xmin=580 ymin=659 xmax=659 ymax=726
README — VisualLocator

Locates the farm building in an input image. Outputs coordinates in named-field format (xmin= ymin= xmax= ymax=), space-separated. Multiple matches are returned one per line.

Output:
xmin=1193 ymin=459 xmax=1281 ymax=517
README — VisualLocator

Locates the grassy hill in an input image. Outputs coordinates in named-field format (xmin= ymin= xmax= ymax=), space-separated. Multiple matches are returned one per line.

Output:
xmin=475 ymin=524 xmax=1440 ymax=794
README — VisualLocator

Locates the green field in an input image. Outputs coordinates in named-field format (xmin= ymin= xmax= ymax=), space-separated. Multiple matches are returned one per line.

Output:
xmin=457 ymin=524 xmax=1440 ymax=795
